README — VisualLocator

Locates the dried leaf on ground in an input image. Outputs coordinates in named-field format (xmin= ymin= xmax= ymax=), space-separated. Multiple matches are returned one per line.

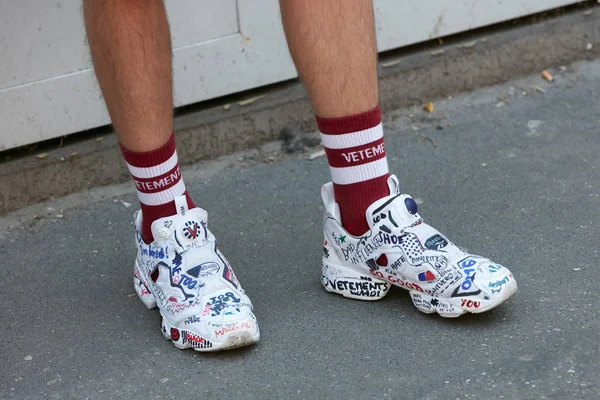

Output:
xmin=423 ymin=102 xmax=435 ymax=113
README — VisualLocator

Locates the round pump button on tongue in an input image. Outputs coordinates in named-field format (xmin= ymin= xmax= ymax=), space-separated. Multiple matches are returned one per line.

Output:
xmin=405 ymin=197 xmax=418 ymax=215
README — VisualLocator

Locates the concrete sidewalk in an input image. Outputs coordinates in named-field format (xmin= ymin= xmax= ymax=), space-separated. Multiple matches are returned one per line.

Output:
xmin=2 ymin=59 xmax=600 ymax=400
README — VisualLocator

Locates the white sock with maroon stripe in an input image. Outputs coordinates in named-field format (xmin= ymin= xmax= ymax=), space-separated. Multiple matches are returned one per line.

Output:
xmin=317 ymin=105 xmax=390 ymax=236
xmin=120 ymin=132 xmax=195 ymax=243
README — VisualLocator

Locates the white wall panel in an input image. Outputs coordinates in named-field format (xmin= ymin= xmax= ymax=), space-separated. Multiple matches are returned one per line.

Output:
xmin=0 ymin=0 xmax=90 ymax=88
xmin=0 ymin=0 xmax=296 ymax=151
xmin=166 ymin=0 xmax=239 ymax=47
xmin=0 ymin=0 xmax=586 ymax=151
xmin=374 ymin=0 xmax=584 ymax=51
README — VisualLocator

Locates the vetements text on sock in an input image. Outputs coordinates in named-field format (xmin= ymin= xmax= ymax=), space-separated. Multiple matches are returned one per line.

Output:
xmin=134 ymin=166 xmax=181 ymax=193
xmin=341 ymin=142 xmax=385 ymax=164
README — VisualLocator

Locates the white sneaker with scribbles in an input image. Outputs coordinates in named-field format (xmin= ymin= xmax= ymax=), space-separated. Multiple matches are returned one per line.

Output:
xmin=133 ymin=196 xmax=259 ymax=351
xmin=320 ymin=175 xmax=517 ymax=317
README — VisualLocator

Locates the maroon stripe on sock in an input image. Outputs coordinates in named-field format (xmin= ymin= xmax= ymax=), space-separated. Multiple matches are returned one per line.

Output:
xmin=316 ymin=105 xmax=381 ymax=135
xmin=324 ymin=137 xmax=386 ymax=168
xmin=120 ymin=132 xmax=176 ymax=168
xmin=133 ymin=165 xmax=182 ymax=194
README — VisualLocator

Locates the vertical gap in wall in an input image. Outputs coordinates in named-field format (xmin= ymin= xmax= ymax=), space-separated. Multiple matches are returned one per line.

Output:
xmin=235 ymin=0 xmax=242 ymax=36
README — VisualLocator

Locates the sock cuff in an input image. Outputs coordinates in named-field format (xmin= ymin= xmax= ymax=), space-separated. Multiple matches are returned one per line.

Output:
xmin=333 ymin=175 xmax=390 ymax=235
xmin=316 ymin=105 xmax=381 ymax=135
xmin=120 ymin=132 xmax=176 ymax=168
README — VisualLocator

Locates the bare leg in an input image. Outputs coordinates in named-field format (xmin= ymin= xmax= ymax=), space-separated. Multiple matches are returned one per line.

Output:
xmin=83 ymin=0 xmax=173 ymax=151
xmin=83 ymin=1 xmax=261 ymax=352
xmin=280 ymin=0 xmax=387 ymax=237
xmin=280 ymin=0 xmax=379 ymax=118
xmin=84 ymin=0 xmax=193 ymax=244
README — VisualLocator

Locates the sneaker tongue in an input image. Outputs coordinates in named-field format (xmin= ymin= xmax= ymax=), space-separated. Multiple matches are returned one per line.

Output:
xmin=150 ymin=207 xmax=209 ymax=249
xmin=366 ymin=176 xmax=420 ymax=230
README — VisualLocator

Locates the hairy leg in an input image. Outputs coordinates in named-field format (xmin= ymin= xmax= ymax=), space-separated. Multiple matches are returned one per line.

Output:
xmin=280 ymin=1 xmax=388 ymax=237
xmin=83 ymin=0 xmax=173 ymax=151
xmin=280 ymin=0 xmax=379 ymax=118
xmin=84 ymin=0 xmax=193 ymax=244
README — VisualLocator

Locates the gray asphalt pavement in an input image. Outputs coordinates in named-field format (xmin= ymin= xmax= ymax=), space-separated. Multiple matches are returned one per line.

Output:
xmin=2 ymin=60 xmax=600 ymax=400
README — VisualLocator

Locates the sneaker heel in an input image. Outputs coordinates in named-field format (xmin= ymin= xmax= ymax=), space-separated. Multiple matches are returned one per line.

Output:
xmin=321 ymin=258 xmax=390 ymax=301
xmin=134 ymin=262 xmax=157 ymax=309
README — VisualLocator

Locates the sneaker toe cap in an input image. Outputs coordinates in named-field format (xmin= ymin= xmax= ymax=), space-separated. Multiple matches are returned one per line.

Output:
xmin=473 ymin=262 xmax=517 ymax=298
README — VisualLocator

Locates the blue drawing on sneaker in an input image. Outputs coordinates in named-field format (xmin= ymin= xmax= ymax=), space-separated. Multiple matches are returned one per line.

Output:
xmin=488 ymin=264 xmax=503 ymax=273
xmin=405 ymin=198 xmax=418 ymax=215
xmin=208 ymin=292 xmax=242 ymax=317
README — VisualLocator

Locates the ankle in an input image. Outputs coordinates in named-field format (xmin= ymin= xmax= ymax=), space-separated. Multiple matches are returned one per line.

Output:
xmin=140 ymin=191 xmax=196 ymax=243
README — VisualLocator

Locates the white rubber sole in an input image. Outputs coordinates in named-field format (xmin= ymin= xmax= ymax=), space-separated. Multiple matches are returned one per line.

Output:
xmin=322 ymin=257 xmax=518 ymax=318
xmin=409 ymin=280 xmax=518 ymax=318
xmin=161 ymin=313 xmax=260 ymax=352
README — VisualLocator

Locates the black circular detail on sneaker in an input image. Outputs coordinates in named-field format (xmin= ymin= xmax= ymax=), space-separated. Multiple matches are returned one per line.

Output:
xmin=405 ymin=198 xmax=418 ymax=215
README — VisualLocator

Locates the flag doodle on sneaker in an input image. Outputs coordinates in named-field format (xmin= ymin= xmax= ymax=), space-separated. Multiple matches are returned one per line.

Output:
xmin=399 ymin=232 xmax=425 ymax=257
xmin=418 ymin=271 xmax=436 ymax=281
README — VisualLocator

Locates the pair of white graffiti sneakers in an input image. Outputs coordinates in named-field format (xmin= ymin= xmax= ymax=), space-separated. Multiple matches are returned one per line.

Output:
xmin=133 ymin=175 xmax=517 ymax=352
